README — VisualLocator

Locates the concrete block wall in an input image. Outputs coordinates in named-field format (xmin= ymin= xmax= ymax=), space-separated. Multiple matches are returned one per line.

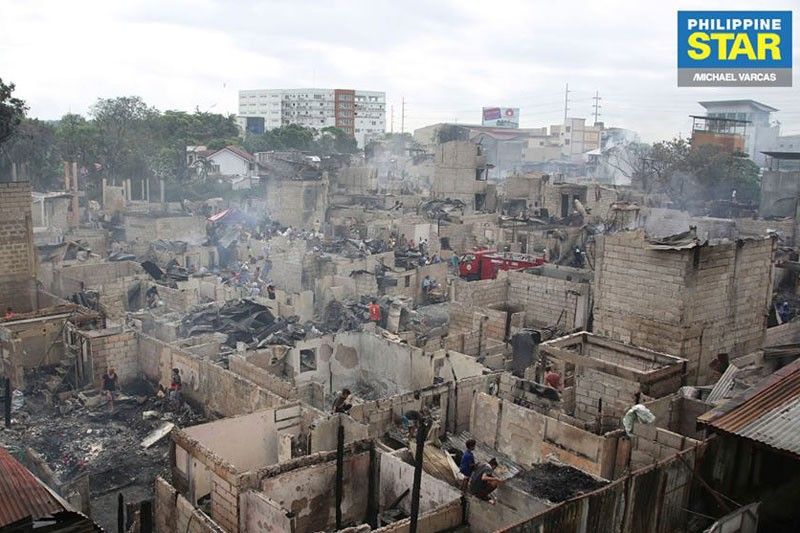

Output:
xmin=452 ymin=277 xmax=508 ymax=308
xmin=593 ymin=230 xmax=773 ymax=385
xmin=264 ymin=178 xmax=328 ymax=229
xmin=470 ymin=393 xmax=616 ymax=478
xmin=228 ymin=355 xmax=298 ymax=400
xmin=154 ymin=477 xmax=223 ymax=533
xmin=735 ymin=216 xmax=795 ymax=246
xmin=348 ymin=383 xmax=451 ymax=438
xmin=506 ymin=270 xmax=590 ymax=330
xmin=629 ymin=422 xmax=698 ymax=470
xmin=137 ymin=333 xmax=287 ymax=418
xmin=86 ymin=329 xmax=139 ymax=388
xmin=574 ymin=368 xmax=639 ymax=431
xmin=0 ymin=182 xmax=36 ymax=311
xmin=765 ymin=320 xmax=800 ymax=346
xmin=155 ymin=283 xmax=198 ymax=313
xmin=211 ymin=472 xmax=239 ymax=532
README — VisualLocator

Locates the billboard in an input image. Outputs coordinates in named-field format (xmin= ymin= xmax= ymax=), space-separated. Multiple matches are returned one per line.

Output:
xmin=482 ymin=107 xmax=519 ymax=128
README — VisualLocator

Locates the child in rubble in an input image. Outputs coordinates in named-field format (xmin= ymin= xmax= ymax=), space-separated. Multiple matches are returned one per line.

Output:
xmin=169 ymin=368 xmax=183 ymax=411
xmin=102 ymin=367 xmax=119 ymax=413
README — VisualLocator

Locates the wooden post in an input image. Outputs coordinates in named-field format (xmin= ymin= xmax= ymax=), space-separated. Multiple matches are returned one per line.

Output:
xmin=140 ymin=500 xmax=153 ymax=533
xmin=4 ymin=378 xmax=11 ymax=428
xmin=335 ymin=423 xmax=344 ymax=529
xmin=117 ymin=493 xmax=125 ymax=533
xmin=409 ymin=419 xmax=428 ymax=533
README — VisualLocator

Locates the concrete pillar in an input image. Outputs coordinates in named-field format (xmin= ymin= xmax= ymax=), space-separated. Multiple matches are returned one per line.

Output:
xmin=160 ymin=179 xmax=165 ymax=204
xmin=141 ymin=179 xmax=146 ymax=201
xmin=102 ymin=178 xmax=108 ymax=208
xmin=70 ymin=162 xmax=79 ymax=228
xmin=125 ymin=179 xmax=132 ymax=201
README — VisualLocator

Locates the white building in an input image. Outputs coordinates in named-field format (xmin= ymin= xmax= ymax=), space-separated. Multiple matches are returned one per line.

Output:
xmin=553 ymin=118 xmax=602 ymax=162
xmin=698 ymin=100 xmax=780 ymax=166
xmin=238 ymin=88 xmax=386 ymax=148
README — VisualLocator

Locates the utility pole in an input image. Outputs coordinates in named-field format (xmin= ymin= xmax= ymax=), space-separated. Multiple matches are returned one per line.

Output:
xmin=390 ymin=105 xmax=394 ymax=134
xmin=563 ymin=83 xmax=570 ymax=123
xmin=592 ymin=90 xmax=602 ymax=126
xmin=401 ymin=97 xmax=405 ymax=135
xmin=409 ymin=419 xmax=428 ymax=533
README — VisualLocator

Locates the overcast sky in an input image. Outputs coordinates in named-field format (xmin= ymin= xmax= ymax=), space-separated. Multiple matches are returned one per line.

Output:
xmin=1 ymin=0 xmax=798 ymax=141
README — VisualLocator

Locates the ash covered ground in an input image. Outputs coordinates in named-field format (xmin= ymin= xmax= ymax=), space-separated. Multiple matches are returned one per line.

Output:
xmin=515 ymin=462 xmax=607 ymax=502
xmin=0 ymin=372 xmax=204 ymax=531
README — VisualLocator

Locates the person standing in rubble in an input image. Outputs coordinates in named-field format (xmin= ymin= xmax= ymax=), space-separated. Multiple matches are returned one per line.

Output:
xmin=544 ymin=365 xmax=562 ymax=390
xmin=332 ymin=389 xmax=352 ymax=414
xmin=368 ymin=299 xmax=381 ymax=324
xmin=169 ymin=368 xmax=183 ymax=410
xmin=102 ymin=367 xmax=119 ymax=412
xmin=459 ymin=439 xmax=477 ymax=491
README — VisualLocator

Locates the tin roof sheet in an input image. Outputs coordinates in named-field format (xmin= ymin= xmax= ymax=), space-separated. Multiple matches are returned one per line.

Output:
xmin=0 ymin=447 xmax=65 ymax=527
xmin=699 ymin=358 xmax=800 ymax=458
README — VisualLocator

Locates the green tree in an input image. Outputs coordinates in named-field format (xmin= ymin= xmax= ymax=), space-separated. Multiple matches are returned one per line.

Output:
xmin=0 ymin=118 xmax=62 ymax=189
xmin=319 ymin=126 xmax=358 ymax=154
xmin=0 ymin=78 xmax=27 ymax=147
xmin=90 ymin=96 xmax=158 ymax=184
xmin=629 ymin=136 xmax=760 ymax=206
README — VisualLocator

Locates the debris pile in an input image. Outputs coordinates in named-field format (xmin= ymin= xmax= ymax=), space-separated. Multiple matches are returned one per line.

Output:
xmin=0 ymin=375 xmax=204 ymax=531
xmin=178 ymin=299 xmax=322 ymax=348
xmin=321 ymin=299 xmax=369 ymax=332
xmin=419 ymin=198 xmax=465 ymax=221
xmin=317 ymin=238 xmax=388 ymax=258
xmin=516 ymin=462 xmax=606 ymax=502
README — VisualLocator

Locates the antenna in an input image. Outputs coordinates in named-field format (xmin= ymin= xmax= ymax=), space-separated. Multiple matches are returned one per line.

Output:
xmin=592 ymin=91 xmax=602 ymax=126
xmin=563 ymin=83 xmax=570 ymax=123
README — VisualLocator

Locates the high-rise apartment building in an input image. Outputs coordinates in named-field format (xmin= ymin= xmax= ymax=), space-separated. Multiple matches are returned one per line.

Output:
xmin=238 ymin=88 xmax=386 ymax=148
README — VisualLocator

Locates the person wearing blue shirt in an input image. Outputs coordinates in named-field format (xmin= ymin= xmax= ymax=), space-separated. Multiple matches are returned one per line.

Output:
xmin=459 ymin=439 xmax=477 ymax=491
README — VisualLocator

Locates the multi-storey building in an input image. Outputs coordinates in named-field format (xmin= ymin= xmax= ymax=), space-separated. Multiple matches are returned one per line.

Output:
xmin=238 ymin=88 xmax=386 ymax=148
xmin=698 ymin=100 xmax=780 ymax=166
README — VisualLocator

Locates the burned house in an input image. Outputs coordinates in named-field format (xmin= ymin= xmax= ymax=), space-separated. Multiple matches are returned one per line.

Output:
xmin=258 ymin=152 xmax=329 ymax=229
xmin=593 ymin=228 xmax=774 ymax=385
xmin=431 ymin=140 xmax=497 ymax=214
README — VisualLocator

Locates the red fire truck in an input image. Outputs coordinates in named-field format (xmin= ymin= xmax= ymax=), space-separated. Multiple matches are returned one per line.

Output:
xmin=458 ymin=249 xmax=547 ymax=281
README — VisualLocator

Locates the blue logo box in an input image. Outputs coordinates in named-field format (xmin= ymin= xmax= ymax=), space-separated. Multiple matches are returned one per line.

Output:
xmin=677 ymin=11 xmax=792 ymax=86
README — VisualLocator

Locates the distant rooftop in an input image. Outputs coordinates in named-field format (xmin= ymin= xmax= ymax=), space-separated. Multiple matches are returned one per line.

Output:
xmin=699 ymin=100 xmax=778 ymax=113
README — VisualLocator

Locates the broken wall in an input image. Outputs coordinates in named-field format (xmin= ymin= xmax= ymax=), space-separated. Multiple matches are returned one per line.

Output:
xmin=470 ymin=393 xmax=618 ymax=478
xmin=263 ymin=177 xmax=328 ymax=229
xmin=137 ymin=333 xmax=286 ymax=418
xmin=124 ymin=214 xmax=206 ymax=255
xmin=239 ymin=490 xmax=292 ymax=532
xmin=180 ymin=409 xmax=285 ymax=474
xmin=259 ymin=451 xmax=371 ymax=532
xmin=290 ymin=332 xmax=436 ymax=398
xmin=0 ymin=181 xmax=37 ymax=313
xmin=155 ymin=477 xmax=223 ymax=533
xmin=378 ymin=452 xmax=461 ymax=516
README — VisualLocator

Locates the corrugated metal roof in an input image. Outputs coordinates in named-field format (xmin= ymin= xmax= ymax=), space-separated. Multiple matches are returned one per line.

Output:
xmin=706 ymin=364 xmax=739 ymax=404
xmin=0 ymin=447 xmax=65 ymax=527
xmin=699 ymin=358 xmax=800 ymax=458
